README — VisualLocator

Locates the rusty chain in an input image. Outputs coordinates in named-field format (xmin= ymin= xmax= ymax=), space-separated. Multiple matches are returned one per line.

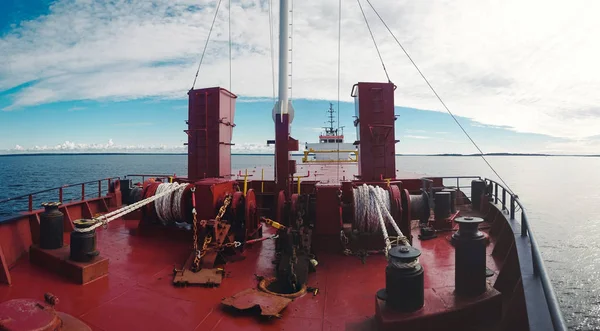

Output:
xmin=200 ymin=235 xmax=212 ymax=257
xmin=215 ymin=194 xmax=232 ymax=222
xmin=192 ymin=215 xmax=198 ymax=254
xmin=191 ymin=186 xmax=201 ymax=271
xmin=191 ymin=194 xmax=233 ymax=272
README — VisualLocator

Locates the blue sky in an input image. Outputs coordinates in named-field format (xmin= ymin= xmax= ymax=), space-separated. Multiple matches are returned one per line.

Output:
xmin=1 ymin=0 xmax=598 ymax=154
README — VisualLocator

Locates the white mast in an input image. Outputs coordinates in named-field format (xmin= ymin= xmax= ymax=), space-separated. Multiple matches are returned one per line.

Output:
xmin=273 ymin=0 xmax=294 ymax=122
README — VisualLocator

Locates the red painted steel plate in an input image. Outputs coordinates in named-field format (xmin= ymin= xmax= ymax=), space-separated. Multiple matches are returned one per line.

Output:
xmin=0 ymin=299 xmax=61 ymax=331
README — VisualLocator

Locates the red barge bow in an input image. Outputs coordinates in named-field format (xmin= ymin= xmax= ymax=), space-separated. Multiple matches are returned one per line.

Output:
xmin=0 ymin=0 xmax=566 ymax=330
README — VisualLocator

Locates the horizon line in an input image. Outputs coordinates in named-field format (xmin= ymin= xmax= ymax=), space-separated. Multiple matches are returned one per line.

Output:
xmin=1 ymin=152 xmax=599 ymax=157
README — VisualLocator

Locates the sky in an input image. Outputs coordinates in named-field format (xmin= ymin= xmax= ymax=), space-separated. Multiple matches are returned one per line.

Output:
xmin=1 ymin=0 xmax=599 ymax=154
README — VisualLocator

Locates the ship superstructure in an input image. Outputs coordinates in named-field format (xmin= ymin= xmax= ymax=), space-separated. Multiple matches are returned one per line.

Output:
xmin=304 ymin=103 xmax=357 ymax=163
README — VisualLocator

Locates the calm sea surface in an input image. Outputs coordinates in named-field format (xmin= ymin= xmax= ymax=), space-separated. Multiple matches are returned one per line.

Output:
xmin=0 ymin=154 xmax=599 ymax=330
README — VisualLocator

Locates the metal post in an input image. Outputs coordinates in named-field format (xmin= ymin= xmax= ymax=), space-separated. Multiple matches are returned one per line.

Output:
xmin=494 ymin=183 xmax=498 ymax=204
xmin=59 ymin=187 xmax=63 ymax=203
xmin=28 ymin=195 xmax=33 ymax=212
xmin=81 ymin=184 xmax=85 ymax=200
xmin=243 ymin=169 xmax=248 ymax=197
xmin=532 ymin=246 xmax=539 ymax=276
xmin=502 ymin=188 xmax=506 ymax=210
xmin=521 ymin=210 xmax=527 ymax=237
xmin=510 ymin=195 xmax=515 ymax=219
xmin=98 ymin=180 xmax=102 ymax=197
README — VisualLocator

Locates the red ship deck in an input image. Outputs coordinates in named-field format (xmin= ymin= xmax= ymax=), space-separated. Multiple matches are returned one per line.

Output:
xmin=0 ymin=203 xmax=505 ymax=331
xmin=235 ymin=162 xmax=426 ymax=184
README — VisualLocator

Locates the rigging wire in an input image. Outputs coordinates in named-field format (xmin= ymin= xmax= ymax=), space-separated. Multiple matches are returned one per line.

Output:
xmin=336 ymin=0 xmax=342 ymax=182
xmin=356 ymin=0 xmax=391 ymax=83
xmin=229 ymin=0 xmax=233 ymax=171
xmin=364 ymin=0 xmax=515 ymax=194
xmin=269 ymin=0 xmax=276 ymax=105
xmin=289 ymin=0 xmax=294 ymax=100
xmin=191 ymin=0 xmax=223 ymax=90
xmin=229 ymin=0 xmax=232 ymax=93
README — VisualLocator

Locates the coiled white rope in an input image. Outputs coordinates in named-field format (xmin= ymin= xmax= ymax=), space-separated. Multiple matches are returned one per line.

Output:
xmin=388 ymin=256 xmax=419 ymax=269
xmin=353 ymin=184 xmax=413 ymax=266
xmin=353 ymin=184 xmax=392 ymax=234
xmin=172 ymin=184 xmax=187 ymax=221
xmin=73 ymin=182 xmax=187 ymax=233
xmin=155 ymin=183 xmax=189 ymax=225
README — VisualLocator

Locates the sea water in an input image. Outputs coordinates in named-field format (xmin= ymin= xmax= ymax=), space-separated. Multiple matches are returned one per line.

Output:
xmin=0 ymin=154 xmax=598 ymax=330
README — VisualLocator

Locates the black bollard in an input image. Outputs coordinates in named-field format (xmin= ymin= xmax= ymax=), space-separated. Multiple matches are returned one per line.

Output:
xmin=471 ymin=180 xmax=486 ymax=210
xmin=377 ymin=245 xmax=424 ymax=312
xmin=452 ymin=216 xmax=486 ymax=296
xmin=442 ymin=188 xmax=457 ymax=213
xmin=434 ymin=191 xmax=451 ymax=220
xmin=70 ymin=219 xmax=100 ymax=262
xmin=39 ymin=202 xmax=64 ymax=249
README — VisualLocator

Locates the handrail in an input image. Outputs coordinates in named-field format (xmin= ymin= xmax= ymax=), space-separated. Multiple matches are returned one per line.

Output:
xmin=124 ymin=174 xmax=186 ymax=183
xmin=124 ymin=174 xmax=180 ymax=178
xmin=0 ymin=177 xmax=120 ymax=212
xmin=484 ymin=178 xmax=566 ymax=331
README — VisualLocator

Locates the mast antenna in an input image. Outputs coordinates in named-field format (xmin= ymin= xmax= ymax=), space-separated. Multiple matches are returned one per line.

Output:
xmin=325 ymin=103 xmax=338 ymax=136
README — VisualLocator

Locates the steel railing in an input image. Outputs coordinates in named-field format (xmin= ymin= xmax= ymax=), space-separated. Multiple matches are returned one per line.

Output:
xmin=484 ymin=178 xmax=566 ymax=331
xmin=420 ymin=175 xmax=566 ymax=330
xmin=124 ymin=174 xmax=185 ymax=183
xmin=0 ymin=177 xmax=120 ymax=214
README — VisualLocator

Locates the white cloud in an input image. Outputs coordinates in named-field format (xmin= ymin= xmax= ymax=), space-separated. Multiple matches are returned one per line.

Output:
xmin=232 ymin=142 xmax=274 ymax=154
xmin=1 ymin=139 xmax=183 ymax=153
xmin=1 ymin=139 xmax=276 ymax=154
xmin=1 ymin=0 xmax=600 ymax=142
xmin=404 ymin=135 xmax=430 ymax=139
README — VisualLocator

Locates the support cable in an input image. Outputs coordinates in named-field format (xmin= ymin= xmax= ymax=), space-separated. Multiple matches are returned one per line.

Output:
xmin=336 ymin=0 xmax=342 ymax=181
xmin=356 ymin=0 xmax=391 ymax=83
xmin=228 ymin=0 xmax=232 ymax=93
xmin=191 ymin=0 xmax=223 ymax=90
xmin=365 ymin=0 xmax=514 ymax=194
xmin=289 ymin=0 xmax=294 ymax=100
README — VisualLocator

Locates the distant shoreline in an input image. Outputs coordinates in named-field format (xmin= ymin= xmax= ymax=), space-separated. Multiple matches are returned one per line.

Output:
xmin=0 ymin=152 xmax=599 ymax=157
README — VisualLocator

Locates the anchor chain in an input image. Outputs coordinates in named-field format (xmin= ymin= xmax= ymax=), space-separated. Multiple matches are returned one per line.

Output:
xmin=215 ymin=194 xmax=232 ymax=223
xmin=191 ymin=194 xmax=233 ymax=272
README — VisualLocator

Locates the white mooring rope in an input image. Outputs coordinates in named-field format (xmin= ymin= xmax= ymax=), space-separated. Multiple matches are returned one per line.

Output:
xmin=353 ymin=184 xmax=416 ymax=268
xmin=353 ymin=184 xmax=393 ymax=234
xmin=173 ymin=184 xmax=185 ymax=220
xmin=73 ymin=182 xmax=188 ymax=233
xmin=155 ymin=183 xmax=189 ymax=225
